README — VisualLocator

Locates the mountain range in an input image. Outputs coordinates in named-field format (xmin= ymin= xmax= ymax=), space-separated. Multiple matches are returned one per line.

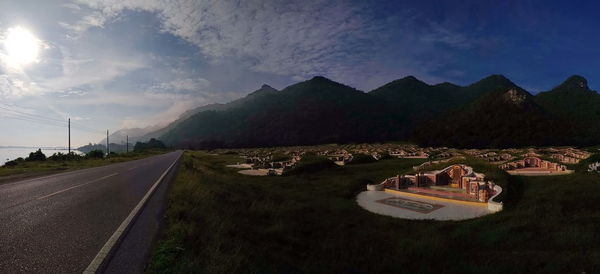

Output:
xmin=114 ymin=74 xmax=600 ymax=149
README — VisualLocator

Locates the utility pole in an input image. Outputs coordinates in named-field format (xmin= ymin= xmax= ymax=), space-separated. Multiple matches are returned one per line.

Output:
xmin=126 ymin=135 xmax=129 ymax=153
xmin=68 ymin=118 xmax=71 ymax=154
xmin=106 ymin=130 xmax=109 ymax=156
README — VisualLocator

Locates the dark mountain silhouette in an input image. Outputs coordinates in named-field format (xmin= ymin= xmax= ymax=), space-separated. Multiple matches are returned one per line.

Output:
xmin=160 ymin=76 xmax=400 ymax=148
xmin=535 ymin=75 xmax=600 ymax=144
xmin=146 ymin=74 xmax=598 ymax=149
xmin=369 ymin=74 xmax=516 ymax=129
xmin=414 ymin=83 xmax=572 ymax=148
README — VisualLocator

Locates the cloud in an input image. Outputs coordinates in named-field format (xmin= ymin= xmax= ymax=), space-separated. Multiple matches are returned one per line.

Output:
xmin=56 ymin=89 xmax=86 ymax=98
xmin=66 ymin=0 xmax=497 ymax=91
xmin=0 ymin=52 xmax=147 ymax=100
xmin=0 ymin=27 xmax=51 ymax=75
xmin=144 ymin=78 xmax=211 ymax=100
xmin=58 ymin=12 xmax=110 ymax=33
xmin=0 ymin=21 xmax=148 ymax=100
xmin=0 ymin=102 xmax=37 ymax=118
xmin=119 ymin=99 xmax=200 ymax=129
xmin=69 ymin=0 xmax=386 ymax=81
xmin=45 ymin=103 xmax=89 ymax=121
xmin=150 ymin=77 xmax=210 ymax=92
xmin=41 ymin=54 xmax=147 ymax=91
xmin=420 ymin=22 xmax=473 ymax=49
xmin=0 ymin=75 xmax=37 ymax=98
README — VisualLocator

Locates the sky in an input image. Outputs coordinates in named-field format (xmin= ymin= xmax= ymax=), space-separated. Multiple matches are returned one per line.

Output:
xmin=0 ymin=0 xmax=599 ymax=147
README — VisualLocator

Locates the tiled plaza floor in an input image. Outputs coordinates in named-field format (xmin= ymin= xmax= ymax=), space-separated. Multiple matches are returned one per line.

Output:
xmin=356 ymin=190 xmax=495 ymax=221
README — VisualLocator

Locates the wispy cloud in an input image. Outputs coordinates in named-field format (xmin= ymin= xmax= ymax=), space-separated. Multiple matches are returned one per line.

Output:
xmin=119 ymin=100 xmax=201 ymax=129
xmin=0 ymin=75 xmax=30 ymax=98
xmin=70 ymin=0 xmax=388 ymax=82
xmin=147 ymin=77 xmax=210 ymax=95
xmin=0 ymin=0 xmax=522 ymax=146
xmin=420 ymin=22 xmax=474 ymax=50
xmin=68 ymin=0 xmax=499 ymax=90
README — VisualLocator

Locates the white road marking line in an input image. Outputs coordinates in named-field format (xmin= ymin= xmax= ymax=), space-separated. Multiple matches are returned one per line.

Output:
xmin=36 ymin=173 xmax=119 ymax=200
xmin=84 ymin=153 xmax=181 ymax=274
xmin=127 ymin=166 xmax=138 ymax=171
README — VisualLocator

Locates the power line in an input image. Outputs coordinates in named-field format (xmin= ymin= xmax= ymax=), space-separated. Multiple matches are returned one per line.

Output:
xmin=0 ymin=106 xmax=105 ymax=134
xmin=0 ymin=105 xmax=68 ymax=124
xmin=1 ymin=115 xmax=67 ymax=128
xmin=0 ymin=112 xmax=103 ymax=134
xmin=0 ymin=103 xmax=115 ymax=153
xmin=0 ymin=110 xmax=68 ymax=127
xmin=0 ymin=109 xmax=68 ymax=127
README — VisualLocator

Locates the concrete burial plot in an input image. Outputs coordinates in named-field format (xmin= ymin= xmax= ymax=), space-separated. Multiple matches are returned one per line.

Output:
xmin=226 ymin=163 xmax=253 ymax=169
xmin=506 ymin=168 xmax=573 ymax=176
xmin=356 ymin=190 xmax=496 ymax=221
xmin=226 ymin=163 xmax=271 ymax=176
xmin=238 ymin=169 xmax=269 ymax=176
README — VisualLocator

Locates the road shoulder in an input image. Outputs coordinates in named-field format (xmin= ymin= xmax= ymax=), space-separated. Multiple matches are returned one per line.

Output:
xmin=102 ymin=153 xmax=182 ymax=273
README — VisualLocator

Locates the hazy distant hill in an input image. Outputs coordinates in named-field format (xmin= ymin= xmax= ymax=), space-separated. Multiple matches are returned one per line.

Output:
xmin=77 ymin=143 xmax=129 ymax=153
xmin=149 ymin=74 xmax=599 ymax=149
xmin=134 ymin=84 xmax=280 ymax=142
xmin=98 ymin=126 xmax=162 ymax=145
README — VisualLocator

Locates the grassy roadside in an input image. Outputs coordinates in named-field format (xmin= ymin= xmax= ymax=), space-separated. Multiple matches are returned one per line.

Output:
xmin=0 ymin=149 xmax=170 ymax=184
xmin=148 ymin=151 xmax=600 ymax=273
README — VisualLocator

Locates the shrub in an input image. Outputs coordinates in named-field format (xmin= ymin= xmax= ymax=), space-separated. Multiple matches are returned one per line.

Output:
xmin=26 ymin=149 xmax=46 ymax=161
xmin=3 ymin=160 xmax=18 ymax=167
xmin=285 ymin=154 xmax=337 ymax=175
xmin=49 ymin=152 xmax=67 ymax=161
xmin=348 ymin=153 xmax=377 ymax=164
xmin=272 ymin=153 xmax=292 ymax=162
xmin=3 ymin=157 xmax=24 ymax=167
xmin=87 ymin=150 xmax=105 ymax=159
xmin=378 ymin=153 xmax=393 ymax=160
xmin=48 ymin=152 xmax=84 ymax=161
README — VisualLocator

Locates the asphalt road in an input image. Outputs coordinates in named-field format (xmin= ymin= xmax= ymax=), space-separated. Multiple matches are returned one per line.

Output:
xmin=0 ymin=151 xmax=182 ymax=273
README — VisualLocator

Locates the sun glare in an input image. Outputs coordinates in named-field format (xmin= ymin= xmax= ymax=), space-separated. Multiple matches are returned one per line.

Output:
xmin=3 ymin=26 xmax=41 ymax=68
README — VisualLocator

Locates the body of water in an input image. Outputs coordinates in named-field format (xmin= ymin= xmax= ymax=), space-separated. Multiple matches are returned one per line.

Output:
xmin=0 ymin=147 xmax=80 ymax=166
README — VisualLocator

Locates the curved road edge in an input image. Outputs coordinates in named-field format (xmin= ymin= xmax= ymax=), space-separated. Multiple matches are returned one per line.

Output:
xmin=84 ymin=150 xmax=183 ymax=274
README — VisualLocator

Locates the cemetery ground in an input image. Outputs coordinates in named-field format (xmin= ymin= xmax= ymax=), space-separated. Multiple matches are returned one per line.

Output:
xmin=149 ymin=150 xmax=600 ymax=273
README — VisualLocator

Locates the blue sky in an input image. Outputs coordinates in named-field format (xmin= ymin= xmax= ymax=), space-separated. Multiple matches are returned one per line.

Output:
xmin=0 ymin=0 xmax=598 ymax=146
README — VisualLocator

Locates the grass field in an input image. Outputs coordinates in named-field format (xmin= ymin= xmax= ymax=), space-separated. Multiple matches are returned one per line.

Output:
xmin=149 ymin=151 xmax=600 ymax=273
xmin=0 ymin=150 xmax=169 ymax=184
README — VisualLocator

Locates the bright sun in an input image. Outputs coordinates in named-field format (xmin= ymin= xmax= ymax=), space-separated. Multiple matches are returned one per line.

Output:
xmin=3 ymin=26 xmax=41 ymax=68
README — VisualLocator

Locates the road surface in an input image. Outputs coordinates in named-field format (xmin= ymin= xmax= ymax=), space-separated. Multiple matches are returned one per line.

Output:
xmin=0 ymin=151 xmax=182 ymax=273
